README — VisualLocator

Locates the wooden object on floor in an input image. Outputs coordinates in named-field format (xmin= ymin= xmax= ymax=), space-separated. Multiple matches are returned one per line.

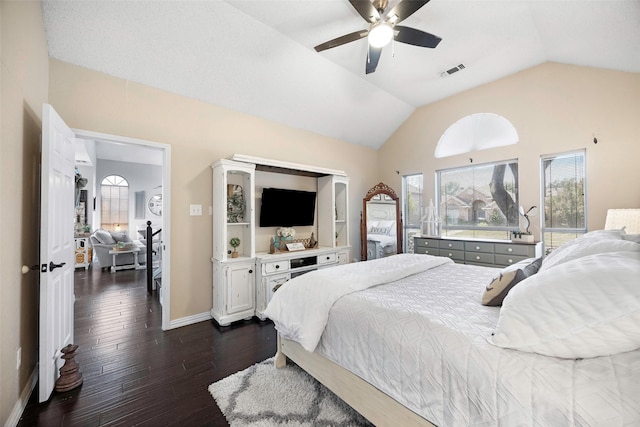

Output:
xmin=54 ymin=344 xmax=83 ymax=392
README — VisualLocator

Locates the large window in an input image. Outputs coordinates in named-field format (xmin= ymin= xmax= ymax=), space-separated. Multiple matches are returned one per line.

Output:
xmin=541 ymin=151 xmax=586 ymax=253
xmin=437 ymin=160 xmax=519 ymax=239
xmin=402 ymin=174 xmax=423 ymax=252
xmin=101 ymin=175 xmax=129 ymax=231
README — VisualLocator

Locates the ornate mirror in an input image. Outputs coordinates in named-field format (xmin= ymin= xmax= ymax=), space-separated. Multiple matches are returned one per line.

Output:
xmin=360 ymin=182 xmax=403 ymax=261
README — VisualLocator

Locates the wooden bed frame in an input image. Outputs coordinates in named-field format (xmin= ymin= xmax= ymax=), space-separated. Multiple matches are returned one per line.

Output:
xmin=274 ymin=335 xmax=435 ymax=427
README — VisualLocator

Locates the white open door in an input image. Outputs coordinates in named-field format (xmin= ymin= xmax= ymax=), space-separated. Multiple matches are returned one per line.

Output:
xmin=39 ymin=104 xmax=76 ymax=402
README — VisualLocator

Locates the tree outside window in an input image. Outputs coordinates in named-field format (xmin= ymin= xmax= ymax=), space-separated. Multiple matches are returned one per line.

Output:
xmin=437 ymin=160 xmax=519 ymax=239
xmin=541 ymin=151 xmax=586 ymax=253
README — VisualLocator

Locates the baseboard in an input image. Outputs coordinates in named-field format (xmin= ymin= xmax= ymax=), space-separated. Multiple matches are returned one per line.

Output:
xmin=168 ymin=311 xmax=212 ymax=329
xmin=5 ymin=364 xmax=38 ymax=427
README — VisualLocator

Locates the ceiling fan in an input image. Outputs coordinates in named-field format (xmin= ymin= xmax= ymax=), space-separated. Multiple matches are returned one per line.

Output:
xmin=314 ymin=0 xmax=442 ymax=74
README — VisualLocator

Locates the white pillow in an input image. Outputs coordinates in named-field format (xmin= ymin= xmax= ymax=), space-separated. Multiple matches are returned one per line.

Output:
xmin=623 ymin=234 xmax=640 ymax=244
xmin=378 ymin=220 xmax=396 ymax=235
xmin=582 ymin=228 xmax=625 ymax=239
xmin=489 ymin=251 xmax=640 ymax=359
xmin=540 ymin=235 xmax=639 ymax=272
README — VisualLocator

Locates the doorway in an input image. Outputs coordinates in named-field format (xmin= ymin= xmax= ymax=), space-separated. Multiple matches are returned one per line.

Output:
xmin=74 ymin=129 xmax=172 ymax=330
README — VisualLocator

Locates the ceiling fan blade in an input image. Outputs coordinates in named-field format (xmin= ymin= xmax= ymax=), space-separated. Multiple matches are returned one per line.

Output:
xmin=314 ymin=30 xmax=368 ymax=52
xmin=366 ymin=45 xmax=382 ymax=74
xmin=349 ymin=0 xmax=381 ymax=23
xmin=386 ymin=0 xmax=430 ymax=24
xmin=394 ymin=25 xmax=441 ymax=48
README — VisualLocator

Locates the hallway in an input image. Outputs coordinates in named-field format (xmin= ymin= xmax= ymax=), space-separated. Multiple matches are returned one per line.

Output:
xmin=19 ymin=267 xmax=277 ymax=426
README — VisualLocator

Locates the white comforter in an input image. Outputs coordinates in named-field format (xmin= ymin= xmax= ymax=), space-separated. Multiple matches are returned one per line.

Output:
xmin=367 ymin=233 xmax=397 ymax=248
xmin=264 ymin=254 xmax=452 ymax=352
xmin=316 ymin=261 xmax=640 ymax=426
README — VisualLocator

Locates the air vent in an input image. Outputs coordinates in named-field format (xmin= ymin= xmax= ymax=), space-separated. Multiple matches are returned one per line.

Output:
xmin=440 ymin=63 xmax=466 ymax=77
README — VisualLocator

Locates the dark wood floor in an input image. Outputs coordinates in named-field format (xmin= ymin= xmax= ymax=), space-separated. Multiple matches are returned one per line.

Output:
xmin=19 ymin=266 xmax=277 ymax=426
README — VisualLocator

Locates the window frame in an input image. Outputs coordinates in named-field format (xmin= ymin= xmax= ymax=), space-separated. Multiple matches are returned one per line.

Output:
xmin=100 ymin=174 xmax=130 ymax=231
xmin=436 ymin=158 xmax=519 ymax=239
xmin=540 ymin=150 xmax=587 ymax=252
xmin=401 ymin=173 xmax=423 ymax=252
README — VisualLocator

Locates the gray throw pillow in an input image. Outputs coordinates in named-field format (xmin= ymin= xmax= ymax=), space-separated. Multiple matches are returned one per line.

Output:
xmin=482 ymin=258 xmax=542 ymax=306
xmin=94 ymin=229 xmax=115 ymax=245
xmin=110 ymin=231 xmax=132 ymax=243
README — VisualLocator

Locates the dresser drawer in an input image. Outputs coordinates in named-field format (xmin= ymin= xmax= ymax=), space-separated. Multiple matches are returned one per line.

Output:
xmin=415 ymin=247 xmax=439 ymax=256
xmin=262 ymin=260 xmax=290 ymax=274
xmin=318 ymin=253 xmax=337 ymax=265
xmin=438 ymin=240 xmax=465 ymax=251
xmin=465 ymin=241 xmax=495 ymax=253
xmin=494 ymin=243 xmax=534 ymax=257
xmin=414 ymin=238 xmax=440 ymax=249
xmin=439 ymin=249 xmax=464 ymax=262
xmin=495 ymin=254 xmax=530 ymax=266
xmin=465 ymin=252 xmax=495 ymax=264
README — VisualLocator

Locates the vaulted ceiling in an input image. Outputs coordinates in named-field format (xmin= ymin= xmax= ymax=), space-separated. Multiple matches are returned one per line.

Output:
xmin=42 ymin=0 xmax=640 ymax=150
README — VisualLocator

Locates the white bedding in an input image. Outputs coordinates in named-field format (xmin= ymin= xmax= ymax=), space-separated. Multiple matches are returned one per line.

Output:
xmin=367 ymin=233 xmax=397 ymax=248
xmin=264 ymin=254 xmax=452 ymax=352
xmin=313 ymin=261 xmax=640 ymax=426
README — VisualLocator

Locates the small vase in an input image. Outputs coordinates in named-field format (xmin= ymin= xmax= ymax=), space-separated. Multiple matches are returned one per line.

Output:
xmin=232 ymin=250 xmax=238 ymax=258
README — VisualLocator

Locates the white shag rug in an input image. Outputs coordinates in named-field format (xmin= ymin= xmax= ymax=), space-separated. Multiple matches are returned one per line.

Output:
xmin=209 ymin=358 xmax=372 ymax=427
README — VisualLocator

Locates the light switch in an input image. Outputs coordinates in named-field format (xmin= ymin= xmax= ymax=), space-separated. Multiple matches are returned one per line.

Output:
xmin=190 ymin=204 xmax=202 ymax=216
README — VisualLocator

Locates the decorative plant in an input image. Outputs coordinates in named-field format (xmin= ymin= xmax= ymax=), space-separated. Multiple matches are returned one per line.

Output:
xmin=276 ymin=227 xmax=296 ymax=238
xmin=229 ymin=237 xmax=241 ymax=258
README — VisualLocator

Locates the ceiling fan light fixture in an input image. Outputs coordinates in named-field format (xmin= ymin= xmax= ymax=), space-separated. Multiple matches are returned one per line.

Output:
xmin=368 ymin=22 xmax=394 ymax=48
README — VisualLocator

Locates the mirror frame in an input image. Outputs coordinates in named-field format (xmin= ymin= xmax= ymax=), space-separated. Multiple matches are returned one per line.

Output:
xmin=360 ymin=182 xmax=403 ymax=261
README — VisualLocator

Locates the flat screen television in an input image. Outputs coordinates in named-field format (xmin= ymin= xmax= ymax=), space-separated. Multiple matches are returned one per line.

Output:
xmin=259 ymin=187 xmax=316 ymax=227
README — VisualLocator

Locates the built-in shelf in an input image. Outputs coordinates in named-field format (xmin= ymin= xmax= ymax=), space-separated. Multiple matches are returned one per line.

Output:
xmin=212 ymin=155 xmax=350 ymax=326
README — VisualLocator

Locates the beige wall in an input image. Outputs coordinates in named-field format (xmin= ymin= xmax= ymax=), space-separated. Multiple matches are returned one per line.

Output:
xmin=48 ymin=60 xmax=379 ymax=321
xmin=379 ymin=62 xmax=640 ymax=237
xmin=5 ymin=5 xmax=639 ymax=423
xmin=0 ymin=0 xmax=49 ymax=425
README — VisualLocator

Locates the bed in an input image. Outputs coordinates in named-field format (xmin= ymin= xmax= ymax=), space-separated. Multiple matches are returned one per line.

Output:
xmin=265 ymin=209 xmax=640 ymax=426
xmin=367 ymin=233 xmax=397 ymax=259
xmin=366 ymin=219 xmax=398 ymax=259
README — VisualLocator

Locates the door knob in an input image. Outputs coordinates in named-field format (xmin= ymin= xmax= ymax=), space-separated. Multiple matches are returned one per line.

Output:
xmin=49 ymin=261 xmax=66 ymax=271
xmin=21 ymin=265 xmax=40 ymax=274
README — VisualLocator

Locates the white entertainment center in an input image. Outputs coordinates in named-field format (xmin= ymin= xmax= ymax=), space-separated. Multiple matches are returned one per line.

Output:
xmin=211 ymin=154 xmax=350 ymax=326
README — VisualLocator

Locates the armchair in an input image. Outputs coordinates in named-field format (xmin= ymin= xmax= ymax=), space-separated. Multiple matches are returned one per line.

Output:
xmin=90 ymin=229 xmax=147 ymax=270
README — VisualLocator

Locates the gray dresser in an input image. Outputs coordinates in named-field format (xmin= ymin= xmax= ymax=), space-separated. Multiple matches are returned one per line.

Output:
xmin=414 ymin=236 xmax=542 ymax=268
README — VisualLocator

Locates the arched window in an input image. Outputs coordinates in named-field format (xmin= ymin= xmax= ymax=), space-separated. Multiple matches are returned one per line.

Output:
xmin=435 ymin=113 xmax=518 ymax=158
xmin=101 ymin=175 xmax=129 ymax=231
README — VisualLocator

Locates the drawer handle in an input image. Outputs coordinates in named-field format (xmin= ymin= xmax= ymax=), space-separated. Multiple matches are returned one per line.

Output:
xmin=248 ymin=269 xmax=253 ymax=274
xmin=475 ymin=246 xmax=480 ymax=250
xmin=448 ymin=243 xmax=452 ymax=247
xmin=507 ymin=248 xmax=513 ymax=252
xmin=326 ymin=256 xmax=330 ymax=260
xmin=475 ymin=256 xmax=480 ymax=260
xmin=448 ymin=253 xmax=452 ymax=256
xmin=508 ymin=259 xmax=513 ymax=263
